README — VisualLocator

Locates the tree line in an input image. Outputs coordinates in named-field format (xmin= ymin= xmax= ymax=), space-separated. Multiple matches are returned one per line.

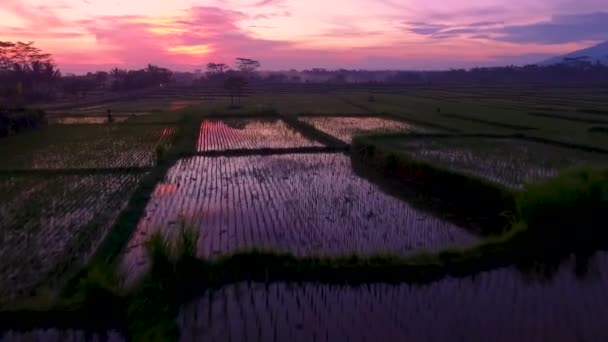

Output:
xmin=204 ymin=58 xmax=261 ymax=107
xmin=0 ymin=41 xmax=61 ymax=106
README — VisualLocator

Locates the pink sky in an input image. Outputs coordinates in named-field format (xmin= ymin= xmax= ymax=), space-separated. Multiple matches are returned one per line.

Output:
xmin=1 ymin=0 xmax=607 ymax=73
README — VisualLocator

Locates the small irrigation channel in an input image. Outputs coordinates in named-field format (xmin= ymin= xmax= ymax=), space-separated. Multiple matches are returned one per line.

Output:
xmin=2 ymin=114 xmax=608 ymax=341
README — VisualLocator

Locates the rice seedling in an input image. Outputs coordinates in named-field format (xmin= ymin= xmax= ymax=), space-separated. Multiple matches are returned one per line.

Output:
xmin=299 ymin=116 xmax=425 ymax=143
xmin=384 ymin=135 xmax=608 ymax=189
xmin=177 ymin=255 xmax=608 ymax=342
xmin=197 ymin=118 xmax=322 ymax=152
xmin=0 ymin=125 xmax=176 ymax=170
xmin=120 ymin=153 xmax=479 ymax=283
xmin=0 ymin=173 xmax=143 ymax=306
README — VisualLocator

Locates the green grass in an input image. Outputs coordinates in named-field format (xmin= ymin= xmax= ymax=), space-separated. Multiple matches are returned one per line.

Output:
xmin=338 ymin=91 xmax=608 ymax=150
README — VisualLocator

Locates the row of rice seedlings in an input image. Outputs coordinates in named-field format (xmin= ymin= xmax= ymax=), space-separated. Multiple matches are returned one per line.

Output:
xmin=197 ymin=119 xmax=322 ymax=152
xmin=49 ymin=116 xmax=131 ymax=125
xmin=394 ymin=137 xmax=608 ymax=189
xmin=177 ymin=253 xmax=608 ymax=341
xmin=299 ymin=116 xmax=425 ymax=143
xmin=120 ymin=154 xmax=478 ymax=284
xmin=0 ymin=330 xmax=125 ymax=342
xmin=0 ymin=126 xmax=175 ymax=170
xmin=0 ymin=173 xmax=143 ymax=304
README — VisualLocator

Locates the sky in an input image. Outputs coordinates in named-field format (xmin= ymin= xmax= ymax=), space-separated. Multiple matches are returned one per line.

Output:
xmin=1 ymin=0 xmax=607 ymax=73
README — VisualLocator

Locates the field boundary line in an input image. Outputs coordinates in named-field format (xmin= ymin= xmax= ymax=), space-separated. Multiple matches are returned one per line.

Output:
xmin=442 ymin=113 xmax=537 ymax=131
xmin=529 ymin=112 xmax=608 ymax=125
xmin=281 ymin=115 xmax=349 ymax=148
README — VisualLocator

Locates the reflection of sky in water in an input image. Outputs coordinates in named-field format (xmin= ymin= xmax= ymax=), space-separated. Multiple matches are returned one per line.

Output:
xmin=301 ymin=116 xmax=425 ymax=143
xmin=397 ymin=137 xmax=607 ymax=189
xmin=178 ymin=252 xmax=608 ymax=342
xmin=197 ymin=119 xmax=322 ymax=152
xmin=121 ymin=154 xmax=478 ymax=285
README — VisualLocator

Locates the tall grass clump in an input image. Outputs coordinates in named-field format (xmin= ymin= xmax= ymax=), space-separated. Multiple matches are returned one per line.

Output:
xmin=127 ymin=221 xmax=200 ymax=341
xmin=154 ymin=143 xmax=167 ymax=164
xmin=515 ymin=168 xmax=608 ymax=252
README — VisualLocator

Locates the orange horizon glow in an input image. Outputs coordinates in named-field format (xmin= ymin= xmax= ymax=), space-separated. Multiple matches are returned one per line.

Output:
xmin=1 ymin=0 xmax=607 ymax=73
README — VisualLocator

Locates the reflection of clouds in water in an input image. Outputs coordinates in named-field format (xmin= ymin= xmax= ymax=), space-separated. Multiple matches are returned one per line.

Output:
xmin=301 ymin=116 xmax=425 ymax=143
xmin=152 ymin=183 xmax=179 ymax=197
xmin=197 ymin=119 xmax=322 ymax=152
xmin=121 ymin=154 xmax=478 ymax=285
xmin=179 ymin=253 xmax=608 ymax=342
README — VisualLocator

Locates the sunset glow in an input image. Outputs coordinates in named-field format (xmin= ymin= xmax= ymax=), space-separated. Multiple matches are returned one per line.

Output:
xmin=1 ymin=0 xmax=607 ymax=72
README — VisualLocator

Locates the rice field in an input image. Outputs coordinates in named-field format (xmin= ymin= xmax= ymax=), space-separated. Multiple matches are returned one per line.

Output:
xmin=0 ymin=330 xmax=125 ymax=342
xmin=178 ymin=252 xmax=608 ymax=342
xmin=121 ymin=153 xmax=478 ymax=282
xmin=0 ymin=173 xmax=143 ymax=303
xmin=299 ymin=116 xmax=424 ymax=143
xmin=390 ymin=136 xmax=608 ymax=189
xmin=49 ymin=116 xmax=130 ymax=125
xmin=197 ymin=119 xmax=323 ymax=152
xmin=0 ymin=125 xmax=175 ymax=170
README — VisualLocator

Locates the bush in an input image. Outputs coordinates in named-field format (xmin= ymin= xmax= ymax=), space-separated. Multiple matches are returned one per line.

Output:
xmin=515 ymin=168 xmax=608 ymax=250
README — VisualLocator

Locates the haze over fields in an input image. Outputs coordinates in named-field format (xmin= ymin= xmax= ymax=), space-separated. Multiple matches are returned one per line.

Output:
xmin=1 ymin=0 xmax=608 ymax=72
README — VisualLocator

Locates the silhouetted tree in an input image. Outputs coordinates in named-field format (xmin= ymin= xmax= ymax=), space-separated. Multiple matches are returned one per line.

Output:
xmin=235 ymin=58 xmax=260 ymax=74
xmin=224 ymin=76 xmax=248 ymax=107
xmin=0 ymin=41 xmax=61 ymax=105
xmin=206 ymin=62 xmax=230 ymax=74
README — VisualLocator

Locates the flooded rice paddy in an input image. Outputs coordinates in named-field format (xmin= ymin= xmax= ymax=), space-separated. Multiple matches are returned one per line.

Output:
xmin=0 ymin=173 xmax=143 ymax=304
xmin=178 ymin=252 xmax=608 ymax=342
xmin=393 ymin=136 xmax=608 ymax=189
xmin=0 ymin=126 xmax=174 ymax=170
xmin=0 ymin=329 xmax=125 ymax=342
xmin=300 ymin=116 xmax=423 ymax=143
xmin=121 ymin=153 xmax=477 ymax=281
xmin=197 ymin=119 xmax=322 ymax=152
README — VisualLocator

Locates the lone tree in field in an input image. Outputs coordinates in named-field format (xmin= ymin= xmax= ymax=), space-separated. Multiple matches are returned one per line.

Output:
xmin=235 ymin=58 xmax=260 ymax=74
xmin=224 ymin=76 xmax=248 ymax=107
xmin=206 ymin=62 xmax=230 ymax=84
xmin=206 ymin=62 xmax=230 ymax=75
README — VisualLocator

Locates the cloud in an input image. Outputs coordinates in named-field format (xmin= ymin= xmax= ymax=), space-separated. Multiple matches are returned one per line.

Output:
xmin=405 ymin=22 xmax=449 ymax=35
xmin=497 ymin=12 xmax=608 ymax=44
xmin=251 ymin=0 xmax=285 ymax=6
xmin=76 ymin=6 xmax=295 ymax=69
xmin=405 ymin=12 xmax=608 ymax=44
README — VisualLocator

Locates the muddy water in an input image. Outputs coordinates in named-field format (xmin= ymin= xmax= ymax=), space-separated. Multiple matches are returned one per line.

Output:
xmin=300 ymin=116 xmax=424 ymax=143
xmin=178 ymin=252 xmax=608 ymax=342
xmin=121 ymin=154 xmax=478 ymax=283
xmin=197 ymin=119 xmax=323 ymax=152
xmin=396 ymin=137 xmax=608 ymax=189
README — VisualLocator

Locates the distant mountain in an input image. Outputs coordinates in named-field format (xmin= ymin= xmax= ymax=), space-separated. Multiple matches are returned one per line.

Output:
xmin=541 ymin=41 xmax=608 ymax=66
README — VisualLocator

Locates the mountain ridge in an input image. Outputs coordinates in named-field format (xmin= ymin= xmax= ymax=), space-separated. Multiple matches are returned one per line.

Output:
xmin=541 ymin=41 xmax=608 ymax=65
